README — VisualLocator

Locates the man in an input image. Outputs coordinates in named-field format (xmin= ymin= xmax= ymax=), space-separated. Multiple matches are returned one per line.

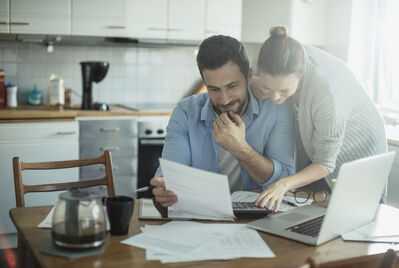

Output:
xmin=151 ymin=35 xmax=294 ymax=207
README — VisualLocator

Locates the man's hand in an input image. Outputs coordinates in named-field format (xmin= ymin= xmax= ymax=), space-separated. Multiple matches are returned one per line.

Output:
xmin=254 ymin=178 xmax=289 ymax=212
xmin=212 ymin=111 xmax=247 ymax=155
xmin=150 ymin=177 xmax=177 ymax=207
xmin=250 ymin=76 xmax=269 ymax=100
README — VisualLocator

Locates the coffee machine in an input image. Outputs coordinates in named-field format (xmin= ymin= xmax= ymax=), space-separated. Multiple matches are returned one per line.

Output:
xmin=80 ymin=61 xmax=109 ymax=110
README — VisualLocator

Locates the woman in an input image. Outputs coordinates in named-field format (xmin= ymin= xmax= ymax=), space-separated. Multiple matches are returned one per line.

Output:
xmin=253 ymin=26 xmax=387 ymax=211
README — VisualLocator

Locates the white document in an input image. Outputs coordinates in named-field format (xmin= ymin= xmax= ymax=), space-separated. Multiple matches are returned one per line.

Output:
xmin=342 ymin=204 xmax=399 ymax=242
xmin=159 ymin=158 xmax=235 ymax=221
xmin=231 ymin=191 xmax=312 ymax=212
xmin=122 ymin=221 xmax=275 ymax=263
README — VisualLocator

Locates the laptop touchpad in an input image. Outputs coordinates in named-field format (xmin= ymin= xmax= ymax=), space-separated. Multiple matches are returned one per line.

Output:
xmin=277 ymin=212 xmax=309 ymax=223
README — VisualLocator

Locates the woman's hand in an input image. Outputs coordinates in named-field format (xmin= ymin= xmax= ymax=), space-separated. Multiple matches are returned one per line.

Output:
xmin=254 ymin=178 xmax=289 ymax=212
xmin=150 ymin=177 xmax=178 ymax=207
xmin=249 ymin=76 xmax=269 ymax=100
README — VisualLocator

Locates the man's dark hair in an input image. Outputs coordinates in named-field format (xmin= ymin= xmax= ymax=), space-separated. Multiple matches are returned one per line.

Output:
xmin=197 ymin=35 xmax=250 ymax=81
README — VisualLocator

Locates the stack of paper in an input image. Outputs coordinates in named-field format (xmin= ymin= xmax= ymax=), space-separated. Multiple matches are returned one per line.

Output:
xmin=342 ymin=204 xmax=399 ymax=243
xmin=121 ymin=221 xmax=275 ymax=263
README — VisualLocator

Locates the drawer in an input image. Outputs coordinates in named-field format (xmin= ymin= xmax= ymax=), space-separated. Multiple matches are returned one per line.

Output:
xmin=80 ymin=119 xmax=138 ymax=140
xmin=0 ymin=121 xmax=78 ymax=142
xmin=80 ymin=157 xmax=137 ymax=179
xmin=80 ymin=138 xmax=138 ymax=159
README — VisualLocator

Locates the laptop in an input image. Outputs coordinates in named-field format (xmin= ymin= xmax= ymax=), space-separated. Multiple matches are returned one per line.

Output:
xmin=247 ymin=152 xmax=396 ymax=246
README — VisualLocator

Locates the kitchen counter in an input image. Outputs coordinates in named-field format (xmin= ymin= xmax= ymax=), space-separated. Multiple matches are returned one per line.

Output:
xmin=0 ymin=105 xmax=172 ymax=121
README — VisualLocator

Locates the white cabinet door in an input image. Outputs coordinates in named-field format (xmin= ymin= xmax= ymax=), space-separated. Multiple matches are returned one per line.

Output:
xmin=0 ymin=0 xmax=9 ymax=33
xmin=168 ymin=0 xmax=205 ymax=41
xmin=72 ymin=0 xmax=127 ymax=37
xmin=0 ymin=121 xmax=79 ymax=234
xmin=205 ymin=0 xmax=242 ymax=40
xmin=126 ymin=0 xmax=168 ymax=39
xmin=10 ymin=0 xmax=70 ymax=35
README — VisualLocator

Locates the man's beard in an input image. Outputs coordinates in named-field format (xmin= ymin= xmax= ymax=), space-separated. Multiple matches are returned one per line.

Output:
xmin=213 ymin=94 xmax=249 ymax=116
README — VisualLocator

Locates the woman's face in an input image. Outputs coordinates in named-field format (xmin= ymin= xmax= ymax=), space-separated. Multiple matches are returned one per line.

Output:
xmin=258 ymin=71 xmax=301 ymax=104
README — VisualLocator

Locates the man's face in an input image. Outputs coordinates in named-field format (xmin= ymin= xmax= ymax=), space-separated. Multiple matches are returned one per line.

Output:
xmin=202 ymin=60 xmax=251 ymax=116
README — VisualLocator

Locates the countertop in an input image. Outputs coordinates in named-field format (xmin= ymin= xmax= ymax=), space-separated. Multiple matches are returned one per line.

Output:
xmin=0 ymin=105 xmax=172 ymax=121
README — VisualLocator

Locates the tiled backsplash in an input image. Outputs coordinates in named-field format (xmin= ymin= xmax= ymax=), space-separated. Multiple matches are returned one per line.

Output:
xmin=0 ymin=41 xmax=261 ymax=106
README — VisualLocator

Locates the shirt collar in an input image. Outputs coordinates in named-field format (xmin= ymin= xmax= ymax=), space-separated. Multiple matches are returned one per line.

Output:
xmin=200 ymin=88 xmax=260 ymax=125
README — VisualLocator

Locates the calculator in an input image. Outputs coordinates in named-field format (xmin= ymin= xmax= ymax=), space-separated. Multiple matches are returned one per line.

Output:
xmin=232 ymin=201 xmax=272 ymax=219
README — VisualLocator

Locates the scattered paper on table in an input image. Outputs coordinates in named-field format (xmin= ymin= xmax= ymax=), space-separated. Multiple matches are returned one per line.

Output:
xmin=122 ymin=221 xmax=275 ymax=263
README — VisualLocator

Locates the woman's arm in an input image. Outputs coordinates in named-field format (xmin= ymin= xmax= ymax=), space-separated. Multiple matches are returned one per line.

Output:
xmin=254 ymin=163 xmax=329 ymax=211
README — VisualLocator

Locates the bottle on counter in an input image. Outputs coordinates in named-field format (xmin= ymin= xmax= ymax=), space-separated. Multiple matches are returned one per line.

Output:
xmin=6 ymin=83 xmax=18 ymax=107
xmin=47 ymin=74 xmax=65 ymax=107
xmin=0 ymin=69 xmax=5 ymax=108
xmin=27 ymin=84 xmax=43 ymax=106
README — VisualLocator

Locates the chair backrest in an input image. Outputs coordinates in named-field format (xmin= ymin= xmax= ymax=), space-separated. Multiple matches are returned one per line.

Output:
xmin=13 ymin=151 xmax=116 ymax=207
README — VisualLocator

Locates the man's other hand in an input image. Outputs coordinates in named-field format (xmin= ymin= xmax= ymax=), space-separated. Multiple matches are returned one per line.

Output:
xmin=212 ymin=111 xmax=247 ymax=155
xmin=150 ymin=177 xmax=178 ymax=207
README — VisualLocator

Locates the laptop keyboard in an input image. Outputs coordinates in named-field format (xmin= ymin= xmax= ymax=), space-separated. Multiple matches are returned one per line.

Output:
xmin=285 ymin=215 xmax=325 ymax=237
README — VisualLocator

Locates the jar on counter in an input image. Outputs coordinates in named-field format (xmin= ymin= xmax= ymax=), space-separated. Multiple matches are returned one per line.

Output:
xmin=6 ymin=83 xmax=18 ymax=107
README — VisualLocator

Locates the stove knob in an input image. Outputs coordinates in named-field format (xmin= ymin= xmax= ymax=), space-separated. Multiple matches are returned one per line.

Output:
xmin=157 ymin=129 xmax=164 ymax=135
xmin=145 ymin=129 xmax=153 ymax=135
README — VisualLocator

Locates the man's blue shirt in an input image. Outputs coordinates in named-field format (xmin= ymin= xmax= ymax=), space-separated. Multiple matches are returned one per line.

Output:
xmin=155 ymin=90 xmax=295 ymax=190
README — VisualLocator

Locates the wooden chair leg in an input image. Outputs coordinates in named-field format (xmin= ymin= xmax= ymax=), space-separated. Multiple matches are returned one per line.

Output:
xmin=17 ymin=235 xmax=26 ymax=268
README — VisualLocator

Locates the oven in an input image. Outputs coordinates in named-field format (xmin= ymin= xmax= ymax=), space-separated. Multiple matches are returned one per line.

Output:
xmin=137 ymin=117 xmax=169 ymax=198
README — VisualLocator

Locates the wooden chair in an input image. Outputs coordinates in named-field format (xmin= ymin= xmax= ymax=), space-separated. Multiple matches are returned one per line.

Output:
xmin=12 ymin=151 xmax=116 ymax=267
xmin=302 ymin=248 xmax=399 ymax=268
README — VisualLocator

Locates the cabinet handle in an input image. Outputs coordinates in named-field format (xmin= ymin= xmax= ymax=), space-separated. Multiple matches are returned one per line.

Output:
xmin=168 ymin=28 xmax=183 ymax=32
xmin=100 ymin=146 xmax=119 ymax=152
xmin=205 ymin=30 xmax=219 ymax=34
xmin=100 ymin=165 xmax=119 ymax=171
xmin=140 ymin=139 xmax=165 ymax=145
xmin=56 ymin=131 xmax=76 ymax=135
xmin=10 ymin=22 xmax=30 ymax=26
xmin=106 ymin=26 xmax=125 ymax=29
xmin=148 ymin=27 xmax=168 ymax=31
xmin=0 ymin=22 xmax=9 ymax=25
xmin=100 ymin=127 xmax=120 ymax=132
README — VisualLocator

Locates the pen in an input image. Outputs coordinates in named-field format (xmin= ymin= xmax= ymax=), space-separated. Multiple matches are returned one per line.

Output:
xmin=136 ymin=185 xmax=155 ymax=193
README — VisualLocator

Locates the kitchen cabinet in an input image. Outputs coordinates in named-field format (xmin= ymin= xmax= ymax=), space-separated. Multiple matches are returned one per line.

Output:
xmin=126 ymin=0 xmax=168 ymax=39
xmin=127 ymin=0 xmax=205 ymax=41
xmin=71 ymin=0 xmax=128 ymax=37
xmin=205 ymin=0 xmax=242 ymax=40
xmin=167 ymin=0 xmax=205 ymax=41
xmin=0 ymin=0 xmax=9 ymax=33
xmin=9 ymin=0 xmax=71 ymax=35
xmin=79 ymin=117 xmax=138 ymax=197
xmin=0 ymin=121 xmax=79 ymax=235
xmin=241 ymin=0 xmax=327 ymax=45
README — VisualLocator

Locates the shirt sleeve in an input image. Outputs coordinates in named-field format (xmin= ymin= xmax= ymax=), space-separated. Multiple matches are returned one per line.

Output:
xmin=154 ymin=104 xmax=192 ymax=177
xmin=259 ymin=102 xmax=295 ymax=187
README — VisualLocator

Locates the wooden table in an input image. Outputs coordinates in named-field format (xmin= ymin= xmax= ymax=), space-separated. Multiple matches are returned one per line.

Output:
xmin=9 ymin=202 xmax=399 ymax=268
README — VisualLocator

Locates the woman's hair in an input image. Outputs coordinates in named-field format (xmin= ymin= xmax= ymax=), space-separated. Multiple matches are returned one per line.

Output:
xmin=258 ymin=26 xmax=305 ymax=76
xmin=197 ymin=35 xmax=250 ymax=81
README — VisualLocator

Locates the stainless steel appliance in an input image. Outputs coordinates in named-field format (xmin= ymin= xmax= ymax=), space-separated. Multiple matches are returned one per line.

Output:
xmin=52 ymin=188 xmax=106 ymax=249
xmin=137 ymin=117 xmax=169 ymax=198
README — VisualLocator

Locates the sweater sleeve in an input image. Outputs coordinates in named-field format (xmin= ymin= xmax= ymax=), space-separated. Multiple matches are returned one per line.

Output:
xmin=309 ymin=87 xmax=352 ymax=173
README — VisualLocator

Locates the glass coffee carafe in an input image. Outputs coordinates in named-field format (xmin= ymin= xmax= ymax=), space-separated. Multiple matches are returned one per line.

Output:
xmin=52 ymin=188 xmax=106 ymax=249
